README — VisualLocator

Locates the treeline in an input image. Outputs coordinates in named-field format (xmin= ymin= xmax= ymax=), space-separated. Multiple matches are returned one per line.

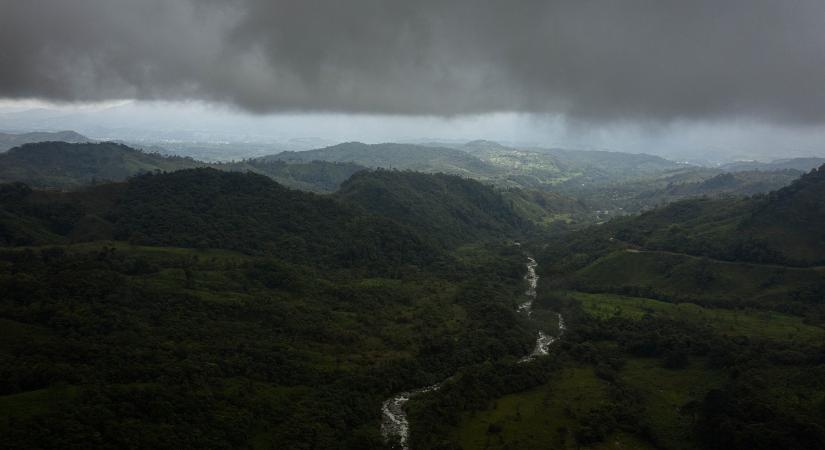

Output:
xmin=1 ymin=168 xmax=533 ymax=273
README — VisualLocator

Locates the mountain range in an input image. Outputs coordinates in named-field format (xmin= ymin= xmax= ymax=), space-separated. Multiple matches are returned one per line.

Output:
xmin=0 ymin=138 xmax=818 ymax=225
xmin=2 ymin=138 xmax=825 ymax=449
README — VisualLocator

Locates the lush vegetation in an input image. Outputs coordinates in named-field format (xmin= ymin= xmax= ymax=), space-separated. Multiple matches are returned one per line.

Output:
xmin=538 ymin=165 xmax=825 ymax=269
xmin=3 ymin=145 xmax=825 ymax=449
xmin=0 ymin=142 xmax=205 ymax=189
xmin=266 ymin=140 xmax=800 ymax=216
xmin=404 ymin=165 xmax=825 ymax=449
xmin=0 ymin=131 xmax=90 ymax=152
xmin=553 ymin=167 xmax=801 ymax=214
xmin=267 ymin=142 xmax=499 ymax=178
xmin=0 ymin=241 xmax=541 ymax=449
xmin=0 ymin=141 xmax=366 ymax=192
xmin=0 ymin=168 xmax=552 ymax=449
xmin=2 ymin=140 xmax=803 ymax=229
xmin=0 ymin=168 xmax=530 ymax=263
xmin=407 ymin=287 xmax=825 ymax=449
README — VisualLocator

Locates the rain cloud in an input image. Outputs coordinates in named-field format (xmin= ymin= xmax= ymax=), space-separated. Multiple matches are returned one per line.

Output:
xmin=2 ymin=0 xmax=825 ymax=123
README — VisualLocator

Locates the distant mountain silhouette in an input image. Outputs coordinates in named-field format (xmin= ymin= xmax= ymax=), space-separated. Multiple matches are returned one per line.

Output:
xmin=0 ymin=130 xmax=91 ymax=151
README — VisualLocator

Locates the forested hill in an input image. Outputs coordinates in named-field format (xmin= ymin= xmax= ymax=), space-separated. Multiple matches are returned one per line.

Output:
xmin=548 ymin=164 xmax=825 ymax=267
xmin=0 ymin=171 xmax=536 ymax=448
xmin=0 ymin=141 xmax=205 ymax=188
xmin=0 ymin=168 xmax=531 ymax=268
xmin=460 ymin=140 xmax=685 ymax=182
xmin=0 ymin=141 xmax=367 ymax=192
xmin=0 ymin=130 xmax=91 ymax=152
xmin=337 ymin=170 xmax=526 ymax=246
xmin=743 ymin=164 xmax=825 ymax=264
xmin=540 ymin=147 xmax=684 ymax=175
xmin=109 ymin=169 xmax=439 ymax=270
xmin=263 ymin=141 xmax=500 ymax=177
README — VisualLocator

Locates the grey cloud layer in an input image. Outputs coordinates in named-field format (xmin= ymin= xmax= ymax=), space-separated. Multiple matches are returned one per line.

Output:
xmin=2 ymin=0 xmax=824 ymax=121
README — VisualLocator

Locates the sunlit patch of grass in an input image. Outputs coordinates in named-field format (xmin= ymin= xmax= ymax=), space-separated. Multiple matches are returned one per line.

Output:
xmin=451 ymin=367 xmax=643 ymax=450
xmin=0 ymin=385 xmax=80 ymax=423
xmin=620 ymin=357 xmax=724 ymax=450
xmin=568 ymin=291 xmax=825 ymax=342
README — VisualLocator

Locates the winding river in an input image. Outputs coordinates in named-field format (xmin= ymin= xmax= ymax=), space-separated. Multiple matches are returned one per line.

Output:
xmin=380 ymin=255 xmax=564 ymax=449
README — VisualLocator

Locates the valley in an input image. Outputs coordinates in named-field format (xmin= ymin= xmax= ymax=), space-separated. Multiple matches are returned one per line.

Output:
xmin=4 ymin=3 xmax=825 ymax=448
xmin=0 ymin=139 xmax=824 ymax=449
xmin=381 ymin=254 xmax=564 ymax=449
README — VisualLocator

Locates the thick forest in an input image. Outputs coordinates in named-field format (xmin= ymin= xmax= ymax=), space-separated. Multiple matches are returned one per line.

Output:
xmin=2 ymin=159 xmax=825 ymax=449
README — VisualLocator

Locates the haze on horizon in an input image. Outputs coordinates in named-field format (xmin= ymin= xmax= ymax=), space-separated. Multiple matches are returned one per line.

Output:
xmin=2 ymin=0 xmax=825 ymax=162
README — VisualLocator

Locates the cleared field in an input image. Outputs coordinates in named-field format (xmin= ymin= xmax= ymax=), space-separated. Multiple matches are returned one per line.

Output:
xmin=573 ymin=250 xmax=825 ymax=308
xmin=620 ymin=357 xmax=724 ymax=450
xmin=568 ymin=291 xmax=825 ymax=342
xmin=0 ymin=385 xmax=79 ymax=423
xmin=451 ymin=367 xmax=654 ymax=450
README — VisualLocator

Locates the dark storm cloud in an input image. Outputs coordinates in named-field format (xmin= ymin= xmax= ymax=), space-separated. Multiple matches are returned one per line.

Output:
xmin=2 ymin=0 xmax=825 ymax=122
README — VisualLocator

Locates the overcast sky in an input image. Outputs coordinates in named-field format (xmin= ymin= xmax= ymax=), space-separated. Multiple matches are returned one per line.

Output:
xmin=2 ymin=0 xmax=825 ymax=161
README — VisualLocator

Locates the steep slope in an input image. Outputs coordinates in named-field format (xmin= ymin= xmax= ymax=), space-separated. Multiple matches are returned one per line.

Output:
xmin=0 ymin=168 xmax=446 ymax=270
xmin=0 ymin=171 xmax=535 ymax=449
xmin=544 ymin=165 xmax=825 ymax=270
xmin=264 ymin=142 xmax=500 ymax=177
xmin=622 ymin=165 xmax=825 ymax=265
xmin=422 ymin=167 xmax=825 ymax=450
xmin=0 ymin=130 xmax=91 ymax=152
xmin=742 ymin=166 xmax=825 ymax=265
xmin=110 ymin=169 xmax=437 ymax=268
xmin=0 ymin=168 xmax=541 ymax=268
xmin=336 ymin=170 xmax=528 ymax=246
xmin=0 ymin=141 xmax=204 ymax=188
xmin=502 ymin=188 xmax=591 ymax=227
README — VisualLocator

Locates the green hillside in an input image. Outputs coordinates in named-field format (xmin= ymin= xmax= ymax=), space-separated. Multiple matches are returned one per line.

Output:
xmin=462 ymin=140 xmax=685 ymax=182
xmin=406 ymin=166 xmax=825 ymax=450
xmin=564 ymin=168 xmax=800 ymax=214
xmin=0 ymin=130 xmax=91 ymax=152
xmin=266 ymin=142 xmax=500 ymax=178
xmin=0 ymin=168 xmax=538 ymax=449
xmin=0 ymin=168 xmax=537 ymax=265
xmin=460 ymin=142 xmax=797 ymax=215
xmin=461 ymin=140 xmax=569 ymax=187
xmin=601 ymin=165 xmax=825 ymax=266
xmin=1 ymin=140 xmax=797 ymax=223
xmin=0 ymin=141 xmax=204 ymax=188
xmin=503 ymin=188 xmax=592 ymax=228
xmin=0 ymin=141 xmax=594 ymax=235
xmin=0 ymin=241 xmax=535 ymax=449
xmin=539 ymin=147 xmax=684 ymax=177
xmin=336 ymin=170 xmax=527 ymax=246
xmin=3 ymin=146 xmax=824 ymax=450
xmin=0 ymin=141 xmax=366 ymax=192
